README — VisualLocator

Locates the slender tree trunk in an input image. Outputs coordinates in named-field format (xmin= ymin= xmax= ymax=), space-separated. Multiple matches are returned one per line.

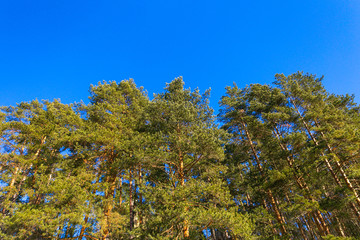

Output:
xmin=12 ymin=164 xmax=33 ymax=202
xmin=118 ymin=177 xmax=123 ymax=208
xmin=9 ymin=166 xmax=19 ymax=188
xmin=261 ymin=198 xmax=278 ymax=235
xmin=303 ymin=215 xmax=318 ymax=240
xmin=3 ymin=137 xmax=45 ymax=213
xmin=333 ymin=214 xmax=346 ymax=237
xmin=239 ymin=115 xmax=287 ymax=236
xmin=1 ymin=166 xmax=19 ymax=214
xmin=273 ymin=126 xmax=330 ymax=235
xmin=284 ymin=192 xmax=312 ymax=239
xmin=177 ymin=123 xmax=190 ymax=238
xmin=138 ymin=165 xmax=143 ymax=226
xmin=311 ymin=212 xmax=326 ymax=236
xmin=180 ymin=151 xmax=190 ymax=238
xmin=102 ymin=154 xmax=117 ymax=240
xmin=79 ymin=170 xmax=102 ymax=240
xmin=102 ymin=173 xmax=116 ymax=240
xmin=291 ymin=98 xmax=360 ymax=220
xmin=297 ymin=219 xmax=308 ymax=240
xmin=211 ymin=228 xmax=217 ymax=240
xmin=129 ymin=168 xmax=135 ymax=232
xmin=315 ymin=121 xmax=360 ymax=209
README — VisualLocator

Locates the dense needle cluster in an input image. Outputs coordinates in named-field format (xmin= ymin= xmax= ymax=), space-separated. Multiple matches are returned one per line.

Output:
xmin=0 ymin=72 xmax=359 ymax=239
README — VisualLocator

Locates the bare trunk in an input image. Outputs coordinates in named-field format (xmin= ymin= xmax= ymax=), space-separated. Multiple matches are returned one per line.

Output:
xmin=315 ymin=121 xmax=360 ymax=210
xmin=180 ymin=152 xmax=189 ymax=238
xmin=177 ymin=123 xmax=190 ymax=238
xmin=9 ymin=166 xmax=19 ymax=188
xmin=297 ymin=219 xmax=308 ymax=240
xmin=291 ymin=98 xmax=360 ymax=220
xmin=334 ymin=214 xmax=346 ymax=237
xmin=239 ymin=115 xmax=287 ymax=235
xmin=211 ymin=228 xmax=217 ymax=240
xmin=129 ymin=169 xmax=135 ymax=232
xmin=274 ymin=126 xmax=330 ymax=235
xmin=102 ymin=172 xmax=117 ymax=240
xmin=138 ymin=165 xmax=143 ymax=226
xmin=118 ymin=177 xmax=123 ymax=208
xmin=3 ymin=138 xmax=45 ymax=211
xmin=261 ymin=199 xmax=278 ymax=235
xmin=1 ymin=166 xmax=20 ymax=214
xmin=79 ymin=170 xmax=101 ymax=240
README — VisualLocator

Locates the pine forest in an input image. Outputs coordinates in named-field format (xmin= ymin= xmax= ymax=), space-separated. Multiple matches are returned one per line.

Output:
xmin=1 ymin=72 xmax=360 ymax=240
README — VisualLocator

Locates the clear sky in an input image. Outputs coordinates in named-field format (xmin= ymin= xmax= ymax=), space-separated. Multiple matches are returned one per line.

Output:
xmin=1 ymin=0 xmax=359 ymax=112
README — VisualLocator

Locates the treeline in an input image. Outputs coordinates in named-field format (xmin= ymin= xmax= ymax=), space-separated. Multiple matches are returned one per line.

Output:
xmin=0 ymin=72 xmax=359 ymax=239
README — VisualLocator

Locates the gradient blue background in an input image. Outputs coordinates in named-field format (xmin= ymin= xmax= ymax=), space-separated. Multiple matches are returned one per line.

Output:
xmin=1 ymin=0 xmax=359 ymax=112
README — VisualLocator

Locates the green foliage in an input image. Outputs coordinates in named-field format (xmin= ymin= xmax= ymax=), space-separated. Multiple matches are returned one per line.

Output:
xmin=1 ymin=73 xmax=359 ymax=239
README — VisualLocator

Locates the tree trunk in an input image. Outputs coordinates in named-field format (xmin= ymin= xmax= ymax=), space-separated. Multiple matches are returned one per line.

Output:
xmin=180 ymin=151 xmax=190 ymax=238
xmin=297 ymin=219 xmax=308 ymax=240
xmin=315 ymin=121 xmax=360 ymax=210
xmin=79 ymin=170 xmax=101 ymax=240
xmin=138 ymin=165 xmax=143 ymax=226
xmin=129 ymin=169 xmax=135 ymax=232
xmin=102 ymin=169 xmax=117 ymax=240
xmin=177 ymin=123 xmax=190 ymax=238
xmin=291 ymin=98 xmax=360 ymax=220
xmin=239 ymin=116 xmax=287 ymax=236
xmin=273 ymin=126 xmax=330 ymax=235
xmin=118 ymin=177 xmax=123 ymax=208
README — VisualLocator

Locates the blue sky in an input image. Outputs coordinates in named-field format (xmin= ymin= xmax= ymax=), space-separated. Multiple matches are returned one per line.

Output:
xmin=1 ymin=0 xmax=359 ymax=112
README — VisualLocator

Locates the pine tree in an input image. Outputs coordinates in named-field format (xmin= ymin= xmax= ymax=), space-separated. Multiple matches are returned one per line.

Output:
xmin=0 ymin=100 xmax=90 ymax=239
xmin=1 ymin=73 xmax=359 ymax=239
xmin=80 ymin=79 xmax=149 ymax=239
xmin=274 ymin=72 xmax=360 ymax=236
xmin=141 ymin=77 xmax=254 ymax=239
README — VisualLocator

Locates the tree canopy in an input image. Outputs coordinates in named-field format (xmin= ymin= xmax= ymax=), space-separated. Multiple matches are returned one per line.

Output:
xmin=1 ymin=72 xmax=359 ymax=239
